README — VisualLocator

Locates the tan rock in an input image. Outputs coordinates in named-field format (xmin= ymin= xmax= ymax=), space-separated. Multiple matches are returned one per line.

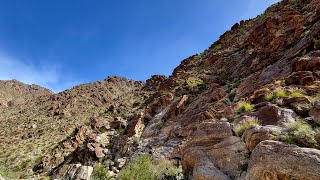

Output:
xmin=246 ymin=140 xmax=320 ymax=180
xmin=182 ymin=135 xmax=249 ymax=180
xmin=242 ymin=125 xmax=284 ymax=151
xmin=193 ymin=158 xmax=231 ymax=180
xmin=207 ymin=136 xmax=249 ymax=179
xmin=51 ymin=164 xmax=93 ymax=180
xmin=126 ymin=112 xmax=145 ymax=137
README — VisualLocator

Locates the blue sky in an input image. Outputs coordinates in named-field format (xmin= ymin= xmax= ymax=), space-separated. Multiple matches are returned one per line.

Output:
xmin=0 ymin=0 xmax=280 ymax=92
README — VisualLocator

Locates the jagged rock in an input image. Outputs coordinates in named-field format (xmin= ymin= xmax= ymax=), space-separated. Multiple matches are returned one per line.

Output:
xmin=283 ymin=96 xmax=310 ymax=105
xmin=285 ymin=71 xmax=316 ymax=85
xmin=242 ymin=125 xmax=284 ymax=151
xmin=251 ymin=88 xmax=270 ymax=104
xmin=143 ymin=75 xmax=167 ymax=91
xmin=246 ymin=140 xmax=320 ymax=180
xmin=114 ymin=158 xmax=127 ymax=169
xmin=310 ymin=99 xmax=320 ymax=124
xmin=207 ymin=136 xmax=249 ymax=179
xmin=126 ymin=112 xmax=145 ymax=137
xmin=192 ymin=121 xmax=233 ymax=140
xmin=89 ymin=117 xmax=99 ymax=130
xmin=111 ymin=117 xmax=127 ymax=129
xmin=253 ymin=104 xmax=297 ymax=126
xmin=94 ymin=145 xmax=105 ymax=159
xmin=310 ymin=108 xmax=320 ymax=124
xmin=111 ymin=135 xmax=129 ymax=158
xmin=313 ymin=99 xmax=320 ymax=109
xmin=291 ymin=102 xmax=311 ymax=116
xmin=294 ymin=55 xmax=320 ymax=71
xmin=51 ymin=164 xmax=93 ymax=180
xmin=193 ymin=158 xmax=231 ymax=180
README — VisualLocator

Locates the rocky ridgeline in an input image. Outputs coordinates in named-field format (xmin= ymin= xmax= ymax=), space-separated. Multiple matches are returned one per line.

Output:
xmin=0 ymin=80 xmax=53 ymax=108
xmin=1 ymin=0 xmax=320 ymax=179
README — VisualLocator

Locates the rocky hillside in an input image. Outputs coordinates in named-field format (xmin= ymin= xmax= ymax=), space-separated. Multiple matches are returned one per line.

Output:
xmin=1 ymin=0 xmax=320 ymax=179
xmin=0 ymin=80 xmax=53 ymax=108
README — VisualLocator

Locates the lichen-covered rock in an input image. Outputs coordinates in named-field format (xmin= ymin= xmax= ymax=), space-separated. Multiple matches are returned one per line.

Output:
xmin=246 ymin=140 xmax=320 ymax=180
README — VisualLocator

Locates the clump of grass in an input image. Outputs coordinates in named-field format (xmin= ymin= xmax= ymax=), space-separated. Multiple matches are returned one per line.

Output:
xmin=271 ymin=131 xmax=282 ymax=136
xmin=287 ymin=120 xmax=315 ymax=139
xmin=92 ymin=163 xmax=112 ymax=180
xmin=283 ymin=135 xmax=295 ymax=144
xmin=187 ymin=77 xmax=204 ymax=89
xmin=275 ymin=90 xmax=288 ymax=99
xmin=234 ymin=118 xmax=260 ymax=136
xmin=265 ymin=92 xmax=275 ymax=101
xmin=118 ymin=154 xmax=181 ymax=180
xmin=236 ymin=101 xmax=254 ymax=113
xmin=290 ymin=91 xmax=304 ymax=97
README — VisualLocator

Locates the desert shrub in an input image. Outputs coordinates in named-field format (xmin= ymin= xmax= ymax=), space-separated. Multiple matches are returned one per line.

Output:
xmin=118 ymin=154 xmax=181 ymax=180
xmin=234 ymin=118 xmax=260 ymax=136
xmin=187 ymin=78 xmax=204 ymax=89
xmin=92 ymin=163 xmax=112 ymax=180
xmin=287 ymin=120 xmax=315 ymax=140
xmin=236 ymin=102 xmax=254 ymax=113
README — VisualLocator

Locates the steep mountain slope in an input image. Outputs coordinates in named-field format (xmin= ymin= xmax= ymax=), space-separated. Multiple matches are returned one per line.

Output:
xmin=0 ymin=76 xmax=152 ymax=178
xmin=0 ymin=80 xmax=52 ymax=108
xmin=1 ymin=0 xmax=320 ymax=179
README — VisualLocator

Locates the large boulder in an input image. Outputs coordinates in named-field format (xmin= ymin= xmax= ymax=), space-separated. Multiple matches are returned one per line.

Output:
xmin=253 ymin=104 xmax=297 ymax=126
xmin=242 ymin=125 xmax=284 ymax=151
xmin=182 ymin=135 xmax=249 ymax=180
xmin=192 ymin=158 xmax=231 ymax=180
xmin=192 ymin=122 xmax=233 ymax=141
xmin=51 ymin=164 xmax=93 ymax=180
xmin=246 ymin=140 xmax=320 ymax=180
xmin=207 ymin=136 xmax=249 ymax=179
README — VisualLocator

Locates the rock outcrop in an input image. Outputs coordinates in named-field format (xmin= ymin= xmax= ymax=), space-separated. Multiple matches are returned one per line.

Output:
xmin=246 ymin=140 xmax=320 ymax=180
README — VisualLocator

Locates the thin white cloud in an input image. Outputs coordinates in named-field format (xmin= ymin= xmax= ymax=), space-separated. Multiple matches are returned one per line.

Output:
xmin=0 ymin=53 xmax=79 ymax=93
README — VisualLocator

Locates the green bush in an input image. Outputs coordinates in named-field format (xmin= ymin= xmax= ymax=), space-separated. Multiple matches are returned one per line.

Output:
xmin=236 ymin=102 xmax=254 ymax=113
xmin=92 ymin=163 xmax=112 ymax=180
xmin=287 ymin=120 xmax=315 ymax=139
xmin=234 ymin=118 xmax=260 ymax=136
xmin=118 ymin=154 xmax=181 ymax=180
xmin=187 ymin=78 xmax=204 ymax=89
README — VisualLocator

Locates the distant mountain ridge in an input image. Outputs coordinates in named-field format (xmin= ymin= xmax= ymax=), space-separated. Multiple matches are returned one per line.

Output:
xmin=0 ymin=79 xmax=52 ymax=108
